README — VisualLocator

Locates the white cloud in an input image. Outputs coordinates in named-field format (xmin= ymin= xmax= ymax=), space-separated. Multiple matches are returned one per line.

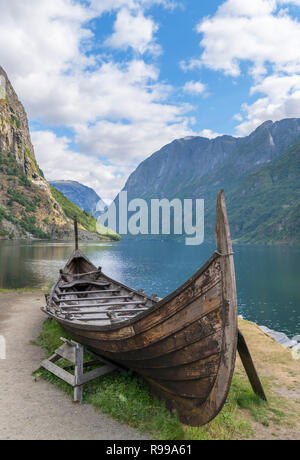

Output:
xmin=0 ymin=0 xmax=94 ymax=77
xmin=104 ymin=8 xmax=161 ymax=54
xmin=0 ymin=0 xmax=194 ymax=199
xmin=217 ymin=0 xmax=277 ymax=17
xmin=196 ymin=1 xmax=300 ymax=77
xmin=31 ymin=130 xmax=125 ymax=202
xmin=183 ymin=81 xmax=207 ymax=95
xmin=184 ymin=0 xmax=300 ymax=135
xmin=236 ymin=74 xmax=300 ymax=135
xmin=90 ymin=0 xmax=179 ymax=15
xmin=75 ymin=117 xmax=194 ymax=165
xmin=198 ymin=129 xmax=223 ymax=139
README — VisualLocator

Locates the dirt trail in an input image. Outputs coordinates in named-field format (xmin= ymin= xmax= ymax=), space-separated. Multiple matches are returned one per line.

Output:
xmin=0 ymin=292 xmax=148 ymax=440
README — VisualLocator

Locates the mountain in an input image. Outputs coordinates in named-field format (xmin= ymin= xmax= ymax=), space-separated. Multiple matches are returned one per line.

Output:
xmin=116 ymin=119 xmax=300 ymax=244
xmin=49 ymin=181 xmax=106 ymax=217
xmin=0 ymin=66 xmax=118 ymax=241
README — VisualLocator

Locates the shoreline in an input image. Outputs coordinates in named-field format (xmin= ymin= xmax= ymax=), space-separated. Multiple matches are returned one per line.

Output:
xmin=238 ymin=315 xmax=300 ymax=351
xmin=0 ymin=235 xmax=121 ymax=242
xmin=0 ymin=234 xmax=299 ymax=245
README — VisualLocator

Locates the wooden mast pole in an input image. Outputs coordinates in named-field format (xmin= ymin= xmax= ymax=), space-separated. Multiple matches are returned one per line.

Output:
xmin=74 ymin=216 xmax=79 ymax=251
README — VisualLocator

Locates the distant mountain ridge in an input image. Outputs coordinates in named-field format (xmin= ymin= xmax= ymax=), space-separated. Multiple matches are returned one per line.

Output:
xmin=49 ymin=180 xmax=106 ymax=217
xmin=116 ymin=118 xmax=300 ymax=244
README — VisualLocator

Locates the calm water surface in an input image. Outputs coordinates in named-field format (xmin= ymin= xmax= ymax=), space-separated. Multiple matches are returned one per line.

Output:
xmin=0 ymin=239 xmax=299 ymax=337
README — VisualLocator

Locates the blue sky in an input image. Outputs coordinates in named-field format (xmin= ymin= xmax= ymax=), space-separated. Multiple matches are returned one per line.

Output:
xmin=0 ymin=0 xmax=300 ymax=202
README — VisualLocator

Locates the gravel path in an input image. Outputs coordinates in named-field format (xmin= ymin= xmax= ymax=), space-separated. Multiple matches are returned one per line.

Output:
xmin=0 ymin=292 xmax=148 ymax=440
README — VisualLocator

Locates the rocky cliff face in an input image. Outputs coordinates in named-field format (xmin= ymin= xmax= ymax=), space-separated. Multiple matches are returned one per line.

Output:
xmin=117 ymin=118 xmax=300 ymax=244
xmin=0 ymin=67 xmax=76 ymax=239
xmin=123 ymin=119 xmax=300 ymax=199
xmin=49 ymin=181 xmax=107 ymax=217
xmin=0 ymin=67 xmax=41 ymax=179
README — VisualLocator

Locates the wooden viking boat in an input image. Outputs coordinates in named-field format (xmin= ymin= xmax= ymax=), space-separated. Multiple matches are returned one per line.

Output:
xmin=42 ymin=190 xmax=265 ymax=426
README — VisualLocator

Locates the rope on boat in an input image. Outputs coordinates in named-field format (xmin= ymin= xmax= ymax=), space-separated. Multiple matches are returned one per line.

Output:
xmin=215 ymin=250 xmax=234 ymax=257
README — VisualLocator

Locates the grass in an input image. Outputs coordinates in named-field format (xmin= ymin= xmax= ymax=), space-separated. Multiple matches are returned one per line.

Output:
xmin=32 ymin=319 xmax=297 ymax=440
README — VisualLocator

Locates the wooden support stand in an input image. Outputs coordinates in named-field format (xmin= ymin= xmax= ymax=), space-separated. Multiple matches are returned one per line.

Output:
xmin=238 ymin=329 xmax=267 ymax=401
xmin=41 ymin=338 xmax=119 ymax=403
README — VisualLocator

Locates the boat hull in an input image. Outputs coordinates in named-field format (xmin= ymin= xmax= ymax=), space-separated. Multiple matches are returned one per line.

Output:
xmin=52 ymin=254 xmax=236 ymax=426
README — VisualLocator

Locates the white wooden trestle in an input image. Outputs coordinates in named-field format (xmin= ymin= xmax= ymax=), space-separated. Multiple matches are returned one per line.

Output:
xmin=40 ymin=337 xmax=119 ymax=403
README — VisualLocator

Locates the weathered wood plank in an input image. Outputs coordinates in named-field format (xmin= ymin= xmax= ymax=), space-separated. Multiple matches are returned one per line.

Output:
xmin=61 ymin=280 xmax=110 ymax=289
xmin=148 ymin=375 xmax=216 ymax=399
xmin=135 ymin=353 xmax=220 ymax=381
xmin=41 ymin=360 xmax=75 ymax=386
xmin=238 ymin=330 xmax=267 ymax=401
xmin=57 ymin=295 xmax=135 ymax=303
xmin=74 ymin=345 xmax=83 ymax=402
xmin=55 ymin=342 xmax=77 ymax=363
xmin=60 ymin=301 xmax=146 ymax=309
xmin=78 ymin=364 xmax=118 ymax=385
xmin=67 ymin=308 xmax=149 ymax=315
xmin=121 ymin=330 xmax=223 ymax=369
xmin=57 ymin=290 xmax=121 ymax=296
xmin=63 ymin=305 xmax=224 ymax=358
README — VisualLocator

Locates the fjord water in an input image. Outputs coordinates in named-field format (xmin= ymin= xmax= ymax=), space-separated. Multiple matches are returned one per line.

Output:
xmin=0 ymin=239 xmax=299 ymax=337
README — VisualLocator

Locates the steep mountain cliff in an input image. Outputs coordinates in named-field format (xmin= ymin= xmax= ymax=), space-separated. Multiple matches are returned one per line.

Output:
xmin=49 ymin=181 xmax=107 ymax=217
xmin=117 ymin=118 xmax=300 ymax=244
xmin=0 ymin=67 xmax=115 ymax=241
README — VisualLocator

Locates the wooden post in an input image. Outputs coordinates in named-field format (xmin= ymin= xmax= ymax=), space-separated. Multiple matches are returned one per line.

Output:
xmin=74 ymin=344 xmax=84 ymax=403
xmin=238 ymin=329 xmax=267 ymax=401
xmin=74 ymin=216 xmax=79 ymax=251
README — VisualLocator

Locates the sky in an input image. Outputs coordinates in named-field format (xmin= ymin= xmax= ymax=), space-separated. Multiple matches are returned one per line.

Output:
xmin=0 ymin=0 xmax=300 ymax=203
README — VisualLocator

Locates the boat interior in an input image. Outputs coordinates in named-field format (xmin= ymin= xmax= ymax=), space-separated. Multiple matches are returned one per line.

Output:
xmin=47 ymin=250 xmax=159 ymax=326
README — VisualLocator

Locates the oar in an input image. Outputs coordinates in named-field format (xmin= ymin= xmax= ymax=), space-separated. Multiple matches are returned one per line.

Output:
xmin=238 ymin=329 xmax=267 ymax=401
